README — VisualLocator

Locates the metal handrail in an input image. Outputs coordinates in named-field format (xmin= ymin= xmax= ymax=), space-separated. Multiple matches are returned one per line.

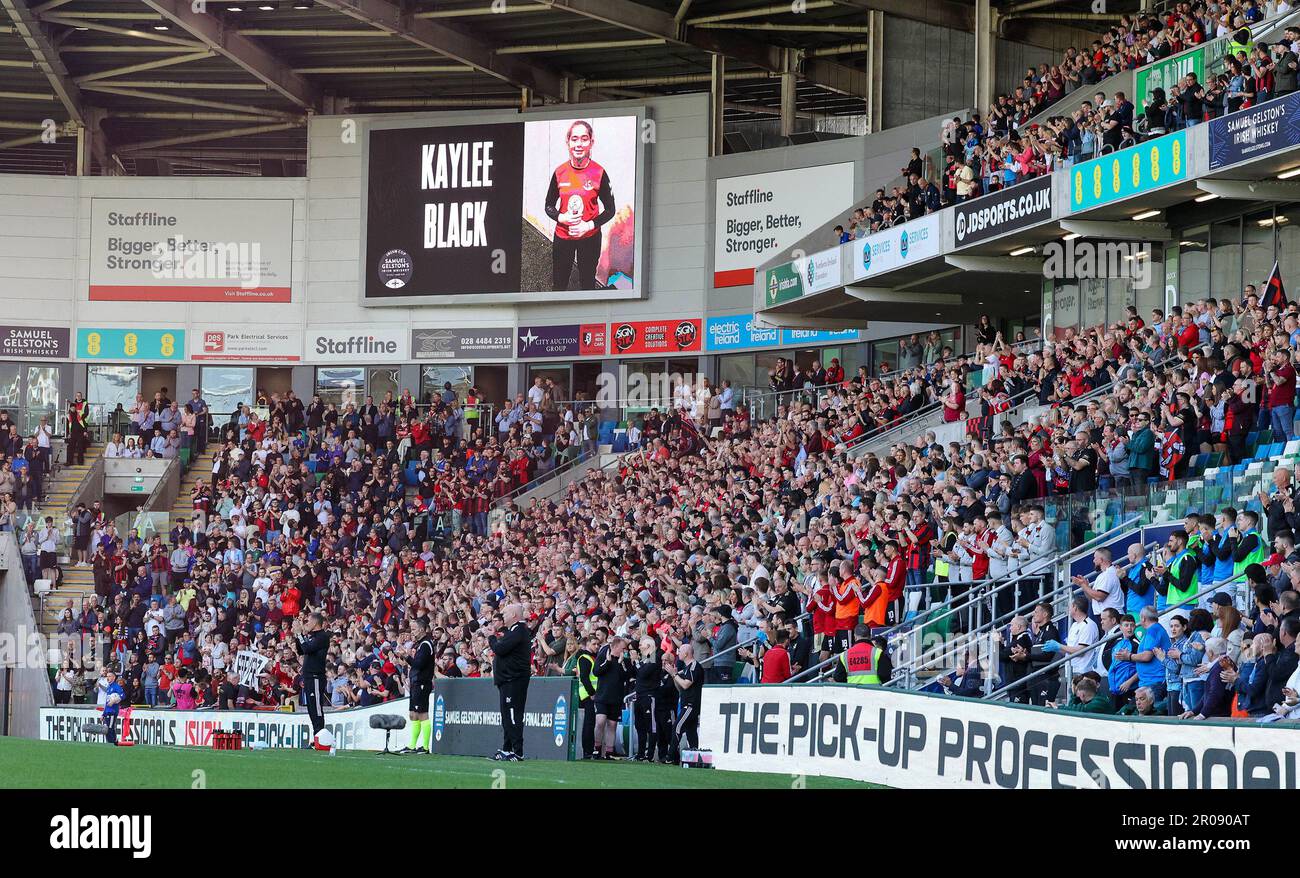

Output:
xmin=886 ymin=521 xmax=1147 ymax=668
xmin=489 ymin=446 xmax=600 ymax=510
xmin=841 ymin=381 xmax=1036 ymax=460
xmin=740 ymin=380 xmax=849 ymax=422
xmin=875 ymin=335 xmax=1042 ymax=386
xmin=140 ymin=455 xmax=182 ymax=516
xmin=788 ymin=517 xmax=1144 ymax=685
xmin=842 ymin=400 xmax=944 ymax=458
xmin=785 ymin=572 xmax=1035 ymax=685
xmin=1005 ymin=345 xmax=1182 ymax=432
xmin=873 ymin=424 xmax=1289 ymax=686
xmin=507 ymin=442 xmax=643 ymax=510
xmin=985 ymin=571 xmax=1250 ymax=702
xmin=707 ymin=611 xmax=813 ymax=670
xmin=879 ymin=557 xmax=1099 ymax=684
xmin=882 ymin=545 xmax=1159 ymax=691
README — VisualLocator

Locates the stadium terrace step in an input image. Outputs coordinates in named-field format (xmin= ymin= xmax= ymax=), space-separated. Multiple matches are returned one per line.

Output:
xmin=28 ymin=445 xmax=106 ymax=637
xmin=171 ymin=454 xmax=214 ymax=515
xmin=28 ymin=447 xmax=101 ymax=520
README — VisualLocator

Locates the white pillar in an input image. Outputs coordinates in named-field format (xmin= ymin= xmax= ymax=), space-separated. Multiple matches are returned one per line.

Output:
xmin=75 ymin=122 xmax=89 ymax=176
xmin=866 ymin=10 xmax=884 ymax=133
xmin=974 ymin=0 xmax=996 ymax=116
xmin=710 ymin=53 xmax=725 ymax=156
xmin=780 ymin=48 xmax=797 ymax=138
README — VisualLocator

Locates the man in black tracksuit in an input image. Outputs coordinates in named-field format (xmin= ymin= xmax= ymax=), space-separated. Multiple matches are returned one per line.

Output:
xmin=653 ymin=649 xmax=678 ymax=763
xmin=295 ymin=612 xmax=330 ymax=748
xmin=592 ymin=636 xmax=632 ymax=759
xmin=666 ymin=642 xmax=702 ymax=757
xmin=487 ymin=603 xmax=533 ymax=761
xmin=401 ymin=617 xmax=436 ymax=754
xmin=632 ymin=640 xmax=669 ymax=762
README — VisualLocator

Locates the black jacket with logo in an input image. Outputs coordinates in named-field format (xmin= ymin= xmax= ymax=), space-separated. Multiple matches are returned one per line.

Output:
xmin=488 ymin=621 xmax=533 ymax=685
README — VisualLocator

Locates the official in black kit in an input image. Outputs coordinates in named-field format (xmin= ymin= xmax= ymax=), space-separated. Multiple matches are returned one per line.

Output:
xmin=487 ymin=603 xmax=534 ymax=761
xmin=399 ymin=617 xmax=436 ymax=754
xmin=632 ymin=636 xmax=669 ymax=762
xmin=294 ymin=612 xmax=330 ymax=749
xmin=653 ymin=648 xmax=678 ymax=763
xmin=666 ymin=642 xmax=702 ymax=755
xmin=592 ymin=635 xmax=632 ymax=759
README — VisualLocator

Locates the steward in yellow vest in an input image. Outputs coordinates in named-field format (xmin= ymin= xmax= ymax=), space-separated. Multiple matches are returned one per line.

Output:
xmin=574 ymin=639 xmax=600 ymax=760
xmin=833 ymin=624 xmax=885 ymax=685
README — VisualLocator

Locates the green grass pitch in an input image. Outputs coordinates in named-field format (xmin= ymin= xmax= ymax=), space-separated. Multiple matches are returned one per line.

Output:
xmin=0 ymin=737 xmax=883 ymax=789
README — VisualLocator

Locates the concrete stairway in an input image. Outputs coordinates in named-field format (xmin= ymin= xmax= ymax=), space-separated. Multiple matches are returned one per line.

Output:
xmin=168 ymin=447 xmax=215 ymax=524
xmin=34 ymin=444 xmax=101 ymax=635
xmin=35 ymin=444 xmax=214 ymax=636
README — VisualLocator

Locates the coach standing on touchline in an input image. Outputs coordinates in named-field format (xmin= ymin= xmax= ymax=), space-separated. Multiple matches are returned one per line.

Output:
xmin=294 ymin=612 xmax=330 ymax=750
xmin=488 ymin=603 xmax=534 ymax=762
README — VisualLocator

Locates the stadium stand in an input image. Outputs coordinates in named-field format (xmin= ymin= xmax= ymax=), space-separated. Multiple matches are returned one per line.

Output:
xmin=833 ymin=2 xmax=1300 ymax=244
xmin=33 ymin=291 xmax=1300 ymax=734
xmin=8 ymin=0 xmax=1300 ymax=806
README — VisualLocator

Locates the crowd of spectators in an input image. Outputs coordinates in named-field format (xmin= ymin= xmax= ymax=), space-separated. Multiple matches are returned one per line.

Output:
xmin=833 ymin=1 xmax=1300 ymax=246
xmin=0 ymin=410 xmax=54 ymax=521
xmin=913 ymin=292 xmax=1300 ymax=499
xmin=32 ymin=320 xmax=1025 ymax=717
xmin=894 ymin=287 xmax=1300 ymax=720
xmin=35 ymin=284 xmax=1300 ymax=742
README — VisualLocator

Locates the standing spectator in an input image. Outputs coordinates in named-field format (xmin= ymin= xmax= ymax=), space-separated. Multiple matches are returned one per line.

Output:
xmin=1074 ymin=547 xmax=1124 ymax=617
xmin=1180 ymin=637 xmax=1235 ymax=719
xmin=593 ymin=635 xmax=630 ymax=759
xmin=142 ymin=652 xmax=161 ymax=707
xmin=1027 ymin=601 xmax=1063 ymax=705
xmin=1267 ymin=347 xmax=1296 ymax=441
xmin=67 ymin=391 xmax=88 ymax=466
xmin=1119 ymin=605 xmax=1174 ymax=703
xmin=1107 ymin=613 xmax=1140 ymax=711
xmin=758 ymin=627 xmax=791 ymax=683
xmin=709 ymin=605 xmax=738 ymax=682
xmin=54 ymin=660 xmax=76 ymax=705
xmin=71 ymin=502 xmax=93 ymax=568
xmin=1054 ymin=596 xmax=1100 ymax=676
xmin=1127 ymin=411 xmax=1156 ymax=484
xmin=37 ymin=515 xmax=59 ymax=584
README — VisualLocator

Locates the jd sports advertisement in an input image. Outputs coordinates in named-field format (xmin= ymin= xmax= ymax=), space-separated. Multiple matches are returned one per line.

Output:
xmin=363 ymin=112 xmax=641 ymax=305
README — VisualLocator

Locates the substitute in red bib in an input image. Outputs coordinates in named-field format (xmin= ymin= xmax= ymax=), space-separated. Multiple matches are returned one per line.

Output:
xmin=545 ymin=120 xmax=616 ymax=291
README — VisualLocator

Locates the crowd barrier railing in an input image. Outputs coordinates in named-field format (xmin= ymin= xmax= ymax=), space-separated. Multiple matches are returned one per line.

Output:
xmin=986 ymin=571 xmax=1251 ymax=703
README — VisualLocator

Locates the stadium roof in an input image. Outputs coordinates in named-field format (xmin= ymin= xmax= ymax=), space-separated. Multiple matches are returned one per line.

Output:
xmin=0 ymin=0 xmax=1105 ymax=176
